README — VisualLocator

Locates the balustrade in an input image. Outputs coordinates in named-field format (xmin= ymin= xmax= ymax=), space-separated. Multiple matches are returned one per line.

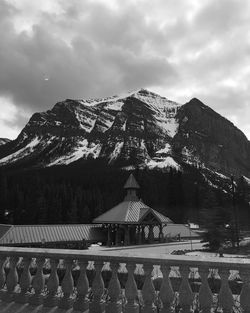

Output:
xmin=0 ymin=247 xmax=249 ymax=312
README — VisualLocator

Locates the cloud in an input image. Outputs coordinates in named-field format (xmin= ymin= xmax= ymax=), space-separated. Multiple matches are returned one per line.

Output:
xmin=0 ymin=0 xmax=250 ymax=139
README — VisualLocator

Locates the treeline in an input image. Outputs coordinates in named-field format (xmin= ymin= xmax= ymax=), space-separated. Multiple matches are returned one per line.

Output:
xmin=0 ymin=161 xmax=248 ymax=226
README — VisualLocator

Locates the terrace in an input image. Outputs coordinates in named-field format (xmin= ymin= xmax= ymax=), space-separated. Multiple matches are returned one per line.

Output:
xmin=0 ymin=244 xmax=249 ymax=313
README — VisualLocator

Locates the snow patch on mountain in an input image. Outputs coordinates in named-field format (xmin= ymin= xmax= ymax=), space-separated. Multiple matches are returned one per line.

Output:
xmin=215 ymin=171 xmax=229 ymax=180
xmin=155 ymin=143 xmax=171 ymax=155
xmin=0 ymin=138 xmax=11 ymax=146
xmin=181 ymin=146 xmax=202 ymax=167
xmin=156 ymin=116 xmax=179 ymax=137
xmin=243 ymin=176 xmax=250 ymax=186
xmin=0 ymin=137 xmax=40 ymax=165
xmin=75 ymin=110 xmax=96 ymax=132
xmin=147 ymin=156 xmax=180 ymax=170
xmin=105 ymin=101 xmax=124 ymax=111
xmin=48 ymin=139 xmax=102 ymax=166
xmin=109 ymin=142 xmax=124 ymax=162
xmin=134 ymin=89 xmax=180 ymax=112
xmin=79 ymin=90 xmax=137 ymax=107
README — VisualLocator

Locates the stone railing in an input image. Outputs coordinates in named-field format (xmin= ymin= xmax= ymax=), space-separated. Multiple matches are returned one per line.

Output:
xmin=0 ymin=246 xmax=249 ymax=312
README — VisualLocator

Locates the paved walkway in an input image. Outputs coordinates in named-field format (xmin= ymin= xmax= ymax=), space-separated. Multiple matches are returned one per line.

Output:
xmin=90 ymin=239 xmax=204 ymax=255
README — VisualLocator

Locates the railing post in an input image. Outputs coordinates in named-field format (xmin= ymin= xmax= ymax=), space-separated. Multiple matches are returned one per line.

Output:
xmin=43 ymin=258 xmax=59 ymax=307
xmin=89 ymin=260 xmax=105 ymax=313
xmin=240 ymin=268 xmax=250 ymax=313
xmin=106 ymin=261 xmax=122 ymax=313
xmin=141 ymin=263 xmax=156 ymax=313
xmin=73 ymin=260 xmax=90 ymax=312
xmin=2 ymin=256 xmax=19 ymax=302
xmin=218 ymin=268 xmax=234 ymax=313
xmin=159 ymin=264 xmax=174 ymax=313
xmin=198 ymin=266 xmax=213 ymax=313
xmin=15 ymin=257 xmax=32 ymax=303
xmin=179 ymin=265 xmax=194 ymax=313
xmin=58 ymin=258 xmax=74 ymax=309
xmin=29 ymin=257 xmax=45 ymax=306
xmin=0 ymin=257 xmax=6 ymax=299
xmin=124 ymin=262 xmax=139 ymax=313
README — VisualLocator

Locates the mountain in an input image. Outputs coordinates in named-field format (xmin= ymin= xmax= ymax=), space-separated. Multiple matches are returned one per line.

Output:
xmin=0 ymin=138 xmax=11 ymax=146
xmin=0 ymin=88 xmax=250 ymax=183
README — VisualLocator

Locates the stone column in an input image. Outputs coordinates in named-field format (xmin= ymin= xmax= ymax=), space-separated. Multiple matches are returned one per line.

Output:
xmin=89 ymin=261 xmax=105 ymax=313
xmin=124 ymin=225 xmax=130 ymax=246
xmin=159 ymin=224 xmax=163 ymax=243
xmin=107 ymin=224 xmax=111 ymax=247
xmin=115 ymin=225 xmax=120 ymax=246
xmin=148 ymin=225 xmax=154 ymax=243
xmin=141 ymin=225 xmax=145 ymax=244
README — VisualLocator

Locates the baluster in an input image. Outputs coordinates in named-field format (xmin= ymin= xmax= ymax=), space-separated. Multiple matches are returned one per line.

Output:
xmin=240 ymin=268 xmax=250 ymax=313
xmin=159 ymin=264 xmax=174 ymax=313
xmin=198 ymin=266 xmax=213 ymax=313
xmin=218 ymin=268 xmax=234 ymax=313
xmin=0 ymin=257 xmax=6 ymax=299
xmin=141 ymin=263 xmax=156 ymax=313
xmin=2 ymin=256 xmax=19 ymax=302
xmin=124 ymin=262 xmax=139 ymax=313
xmin=58 ymin=258 xmax=74 ymax=309
xmin=44 ymin=258 xmax=59 ymax=307
xmin=73 ymin=260 xmax=89 ymax=312
xmin=179 ymin=265 xmax=194 ymax=313
xmin=106 ymin=261 xmax=122 ymax=313
xmin=15 ymin=257 xmax=32 ymax=303
xmin=89 ymin=261 xmax=105 ymax=313
xmin=29 ymin=257 xmax=45 ymax=306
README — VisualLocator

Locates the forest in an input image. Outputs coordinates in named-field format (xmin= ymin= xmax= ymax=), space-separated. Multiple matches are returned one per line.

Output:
xmin=0 ymin=160 xmax=249 ymax=229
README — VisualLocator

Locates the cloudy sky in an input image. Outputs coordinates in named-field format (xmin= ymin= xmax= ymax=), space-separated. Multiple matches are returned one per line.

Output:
xmin=1 ymin=0 xmax=250 ymax=140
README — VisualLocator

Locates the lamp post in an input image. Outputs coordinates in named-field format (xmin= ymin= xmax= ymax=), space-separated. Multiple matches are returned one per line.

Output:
xmin=231 ymin=175 xmax=239 ymax=249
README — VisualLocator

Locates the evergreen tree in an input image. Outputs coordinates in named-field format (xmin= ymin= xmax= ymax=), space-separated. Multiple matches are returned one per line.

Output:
xmin=200 ymin=190 xmax=232 ymax=251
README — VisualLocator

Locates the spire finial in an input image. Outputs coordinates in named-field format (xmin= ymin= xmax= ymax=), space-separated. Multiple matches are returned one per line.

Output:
xmin=124 ymin=173 xmax=140 ymax=189
xmin=124 ymin=173 xmax=140 ymax=201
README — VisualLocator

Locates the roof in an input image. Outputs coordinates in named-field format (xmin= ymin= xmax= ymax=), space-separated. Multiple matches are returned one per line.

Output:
xmin=0 ymin=224 xmax=104 ymax=246
xmin=0 ymin=224 xmax=12 ymax=239
xmin=93 ymin=200 xmax=173 ymax=224
xmin=124 ymin=173 xmax=140 ymax=189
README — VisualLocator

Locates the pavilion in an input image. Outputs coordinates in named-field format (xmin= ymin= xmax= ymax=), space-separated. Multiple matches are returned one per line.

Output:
xmin=93 ymin=173 xmax=173 ymax=246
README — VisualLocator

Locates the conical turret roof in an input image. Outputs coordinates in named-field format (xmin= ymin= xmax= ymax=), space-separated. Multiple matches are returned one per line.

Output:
xmin=124 ymin=173 xmax=140 ymax=189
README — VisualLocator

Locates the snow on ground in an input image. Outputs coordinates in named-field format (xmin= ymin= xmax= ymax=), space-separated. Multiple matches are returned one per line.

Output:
xmin=0 ymin=137 xmax=41 ymax=165
xmin=147 ymin=156 xmax=180 ymax=170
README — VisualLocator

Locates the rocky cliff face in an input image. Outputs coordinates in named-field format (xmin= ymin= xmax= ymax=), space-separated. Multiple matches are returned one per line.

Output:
xmin=0 ymin=89 xmax=249 ymax=182
xmin=173 ymin=98 xmax=250 ymax=177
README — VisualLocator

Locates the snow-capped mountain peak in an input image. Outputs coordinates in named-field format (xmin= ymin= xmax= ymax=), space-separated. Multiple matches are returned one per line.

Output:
xmin=0 ymin=89 xmax=249 ymax=185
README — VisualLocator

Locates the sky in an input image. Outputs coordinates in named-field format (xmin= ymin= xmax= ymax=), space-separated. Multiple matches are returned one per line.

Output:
xmin=0 ymin=0 xmax=250 ymax=140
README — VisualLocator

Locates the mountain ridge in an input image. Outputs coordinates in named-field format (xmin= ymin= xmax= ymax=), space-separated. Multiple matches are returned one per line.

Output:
xmin=0 ymin=89 xmax=249 ymax=183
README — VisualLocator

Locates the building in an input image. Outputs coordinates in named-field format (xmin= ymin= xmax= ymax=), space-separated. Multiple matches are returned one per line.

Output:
xmin=93 ymin=173 xmax=174 ymax=246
